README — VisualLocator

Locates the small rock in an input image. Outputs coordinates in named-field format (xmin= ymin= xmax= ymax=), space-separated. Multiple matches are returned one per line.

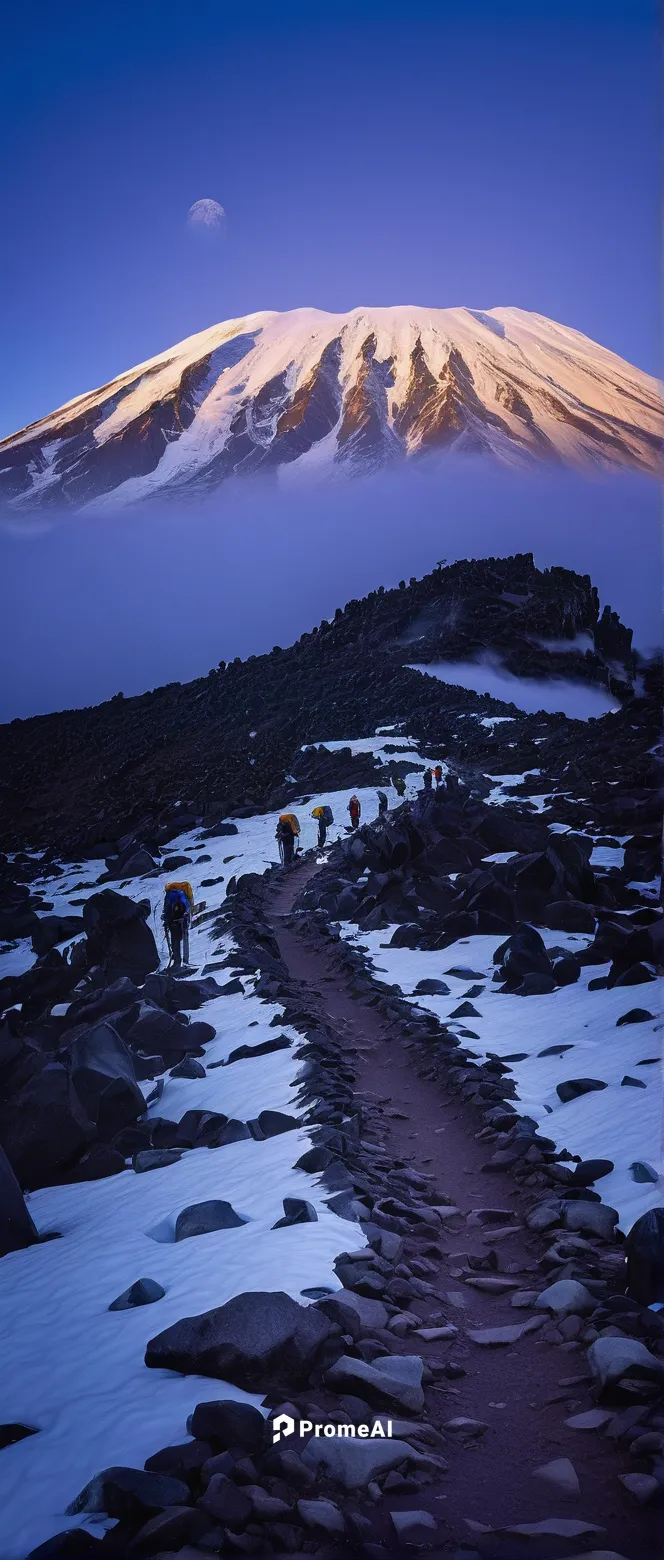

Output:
xmin=272 ymin=1198 xmax=318 ymax=1229
xmin=535 ymin=1279 xmax=596 ymax=1317
xmin=391 ymin=1510 xmax=437 ymax=1540
xmin=565 ymin=1408 xmax=614 ymax=1430
xmin=323 ymin=1353 xmax=424 ymax=1413
xmin=170 ymin=1057 xmax=206 ymax=1079
xmin=466 ymin=1324 xmax=527 ymax=1346
xmin=415 ymin=1325 xmax=458 ymax=1341
xmin=563 ymin=1202 xmax=619 ymax=1241
xmin=133 ymin=1150 xmax=183 ymax=1173
xmin=616 ymin=1008 xmax=654 ymax=1026
xmin=588 ymin=1336 xmax=664 ymax=1390
xmin=618 ymin=1472 xmax=660 ymax=1503
xmin=444 ymin=1418 xmax=488 ymax=1437
xmin=0 ymin=1424 xmax=38 ymax=1449
xmin=108 ymin=1278 xmax=165 ymax=1310
xmin=187 ymin=1400 xmax=266 ymax=1451
xmin=297 ymin=1497 xmax=345 ymax=1534
xmin=629 ymin=1161 xmax=658 ymax=1184
xmin=534 ymin=1457 xmax=580 ymax=1495
xmin=301 ymin=1435 xmax=420 ymax=1489
xmin=200 ymin=1472 xmax=253 ymax=1527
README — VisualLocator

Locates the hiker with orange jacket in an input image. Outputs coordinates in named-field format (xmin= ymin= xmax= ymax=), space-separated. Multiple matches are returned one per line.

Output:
xmin=348 ymin=795 xmax=361 ymax=830
xmin=434 ymin=763 xmax=443 ymax=788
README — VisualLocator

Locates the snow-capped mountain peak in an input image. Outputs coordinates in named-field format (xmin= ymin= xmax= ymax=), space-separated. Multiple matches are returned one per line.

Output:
xmin=1 ymin=304 xmax=661 ymax=510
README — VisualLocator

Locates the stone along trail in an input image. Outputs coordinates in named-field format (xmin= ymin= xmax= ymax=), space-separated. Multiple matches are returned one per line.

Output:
xmin=267 ymin=857 xmax=660 ymax=1560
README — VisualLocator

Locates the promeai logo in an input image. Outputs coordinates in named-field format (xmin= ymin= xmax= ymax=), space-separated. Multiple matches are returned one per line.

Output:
xmin=272 ymin=1414 xmax=392 ymax=1445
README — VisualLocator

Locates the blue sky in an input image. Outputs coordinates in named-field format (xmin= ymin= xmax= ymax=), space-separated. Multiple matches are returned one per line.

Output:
xmin=0 ymin=0 xmax=660 ymax=439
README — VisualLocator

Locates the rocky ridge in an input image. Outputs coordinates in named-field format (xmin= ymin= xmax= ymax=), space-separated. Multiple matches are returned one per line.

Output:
xmin=0 ymin=553 xmax=656 ymax=858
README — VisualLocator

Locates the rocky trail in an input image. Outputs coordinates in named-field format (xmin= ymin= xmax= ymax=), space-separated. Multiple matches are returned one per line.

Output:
xmin=264 ymin=854 xmax=662 ymax=1559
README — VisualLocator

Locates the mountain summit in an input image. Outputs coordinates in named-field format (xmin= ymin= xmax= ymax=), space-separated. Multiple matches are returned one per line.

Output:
xmin=1 ymin=306 xmax=661 ymax=509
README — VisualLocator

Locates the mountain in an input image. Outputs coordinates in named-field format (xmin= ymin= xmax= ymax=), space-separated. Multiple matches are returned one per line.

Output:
xmin=0 ymin=306 xmax=661 ymax=510
xmin=0 ymin=552 xmax=656 ymax=856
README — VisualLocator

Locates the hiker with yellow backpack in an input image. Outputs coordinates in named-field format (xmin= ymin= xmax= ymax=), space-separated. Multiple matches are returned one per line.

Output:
xmin=312 ymin=804 xmax=334 ymax=849
xmin=276 ymin=813 xmax=300 ymax=866
xmin=163 ymin=881 xmax=195 ymax=970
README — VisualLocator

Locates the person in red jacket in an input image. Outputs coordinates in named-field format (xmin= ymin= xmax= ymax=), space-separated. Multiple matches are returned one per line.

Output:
xmin=348 ymin=795 xmax=361 ymax=830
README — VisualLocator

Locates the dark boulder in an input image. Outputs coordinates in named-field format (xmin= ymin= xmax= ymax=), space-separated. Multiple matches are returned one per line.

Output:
xmin=389 ymin=923 xmax=426 ymax=949
xmin=0 ymin=1063 xmax=94 ymax=1189
xmin=66 ymin=1465 xmax=189 ymax=1518
xmin=66 ymin=978 xmax=140 ymax=1027
xmin=494 ymin=923 xmax=554 ymax=989
xmin=31 ymin=915 xmax=84 ymax=958
xmin=556 ymin=1078 xmax=608 ymax=1103
xmin=145 ymin=1290 xmax=334 ymax=1390
xmin=612 ymin=964 xmax=657 ymax=988
xmin=142 ymin=973 xmax=220 ymax=1010
xmin=544 ymin=900 xmax=596 ymax=933
xmin=571 ymin=1158 xmax=614 ymax=1184
xmin=187 ymin=1399 xmax=266 ymax=1452
xmin=61 ymin=1145 xmax=127 ymax=1182
xmin=82 ymin=892 xmax=159 ymax=983
xmin=174 ymin=1200 xmax=247 ymax=1240
xmin=24 ymin=1533 xmax=101 ymax=1557
xmin=226 ymin=1034 xmax=292 ymax=1064
xmin=255 ymin=1110 xmax=299 ymax=1137
xmin=126 ymin=1003 xmax=201 ymax=1060
xmin=0 ymin=1144 xmax=40 ymax=1257
xmin=68 ymin=1022 xmax=145 ymax=1135
xmin=625 ymin=1208 xmax=664 ymax=1306
xmin=106 ymin=849 xmax=157 ymax=880
xmin=552 ymin=955 xmax=581 ymax=986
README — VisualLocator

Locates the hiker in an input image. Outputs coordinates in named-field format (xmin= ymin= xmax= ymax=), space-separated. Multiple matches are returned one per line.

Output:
xmin=163 ymin=880 xmax=194 ymax=970
xmin=348 ymin=795 xmax=361 ymax=830
xmin=423 ymin=767 xmax=433 ymax=791
xmin=434 ymin=763 xmax=443 ymax=788
xmin=392 ymin=773 xmax=406 ymax=799
xmin=312 ymin=804 xmax=333 ymax=849
xmin=276 ymin=813 xmax=299 ymax=866
xmin=377 ymin=789 xmax=388 ymax=816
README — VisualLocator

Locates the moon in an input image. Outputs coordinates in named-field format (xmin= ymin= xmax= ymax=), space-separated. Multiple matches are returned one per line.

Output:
xmin=187 ymin=198 xmax=226 ymax=231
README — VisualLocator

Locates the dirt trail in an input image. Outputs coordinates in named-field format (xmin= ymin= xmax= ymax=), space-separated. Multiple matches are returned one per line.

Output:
xmin=266 ymin=857 xmax=659 ymax=1560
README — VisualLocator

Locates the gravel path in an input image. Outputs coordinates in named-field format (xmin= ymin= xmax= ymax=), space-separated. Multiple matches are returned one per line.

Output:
xmin=266 ymin=856 xmax=660 ymax=1560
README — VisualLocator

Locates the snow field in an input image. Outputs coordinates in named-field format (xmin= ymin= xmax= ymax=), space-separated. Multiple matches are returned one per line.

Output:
xmin=341 ymin=922 xmax=662 ymax=1235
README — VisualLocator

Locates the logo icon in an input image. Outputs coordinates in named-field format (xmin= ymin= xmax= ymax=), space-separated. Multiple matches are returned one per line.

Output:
xmin=272 ymin=1413 xmax=295 ymax=1445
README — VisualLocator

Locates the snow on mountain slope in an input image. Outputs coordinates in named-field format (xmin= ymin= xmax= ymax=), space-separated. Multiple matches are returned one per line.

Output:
xmin=1 ymin=306 xmax=661 ymax=511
